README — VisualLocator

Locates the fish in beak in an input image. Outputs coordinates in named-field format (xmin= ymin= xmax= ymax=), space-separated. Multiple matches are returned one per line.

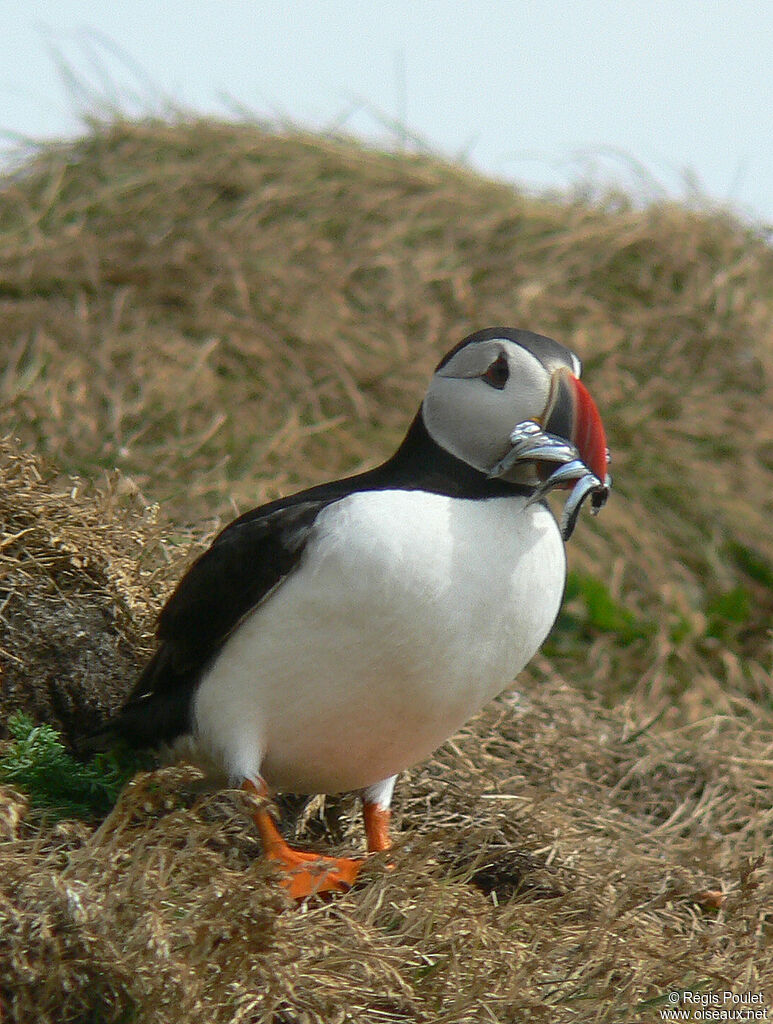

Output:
xmin=488 ymin=365 xmax=611 ymax=539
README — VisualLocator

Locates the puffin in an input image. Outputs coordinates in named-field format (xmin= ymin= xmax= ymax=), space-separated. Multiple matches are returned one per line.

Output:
xmin=102 ymin=327 xmax=610 ymax=898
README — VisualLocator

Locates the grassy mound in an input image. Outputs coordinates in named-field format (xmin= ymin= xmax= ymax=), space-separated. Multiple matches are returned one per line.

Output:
xmin=0 ymin=119 xmax=771 ymax=1021
xmin=1 ymin=119 xmax=770 ymax=718
xmin=2 ymin=666 xmax=771 ymax=1022
xmin=0 ymin=438 xmax=176 ymax=744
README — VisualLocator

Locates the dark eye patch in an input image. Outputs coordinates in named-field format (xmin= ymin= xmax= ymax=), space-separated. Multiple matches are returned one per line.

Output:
xmin=482 ymin=352 xmax=510 ymax=390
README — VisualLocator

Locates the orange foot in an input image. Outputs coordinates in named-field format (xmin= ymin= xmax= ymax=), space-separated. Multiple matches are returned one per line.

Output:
xmin=242 ymin=779 xmax=363 ymax=899
xmin=265 ymin=843 xmax=363 ymax=899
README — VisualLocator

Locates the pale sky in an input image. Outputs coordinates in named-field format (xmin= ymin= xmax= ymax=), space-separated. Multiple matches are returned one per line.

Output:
xmin=2 ymin=1 xmax=772 ymax=223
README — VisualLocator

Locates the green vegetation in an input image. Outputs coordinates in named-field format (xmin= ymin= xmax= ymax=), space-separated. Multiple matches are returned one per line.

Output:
xmin=550 ymin=570 xmax=652 ymax=648
xmin=0 ymin=714 xmax=148 ymax=820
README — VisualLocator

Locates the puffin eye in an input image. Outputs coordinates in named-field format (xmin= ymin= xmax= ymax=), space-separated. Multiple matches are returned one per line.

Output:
xmin=482 ymin=352 xmax=510 ymax=390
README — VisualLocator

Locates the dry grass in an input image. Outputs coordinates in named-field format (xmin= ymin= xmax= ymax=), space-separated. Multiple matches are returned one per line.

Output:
xmin=1 ymin=119 xmax=771 ymax=718
xmin=0 ymin=439 xmax=186 ymax=744
xmin=2 ymin=653 xmax=771 ymax=1021
xmin=0 ymin=119 xmax=772 ymax=1021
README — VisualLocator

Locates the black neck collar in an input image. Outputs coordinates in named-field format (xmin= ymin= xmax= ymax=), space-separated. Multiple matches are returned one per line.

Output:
xmin=230 ymin=409 xmax=535 ymax=531
xmin=348 ymin=410 xmax=534 ymax=501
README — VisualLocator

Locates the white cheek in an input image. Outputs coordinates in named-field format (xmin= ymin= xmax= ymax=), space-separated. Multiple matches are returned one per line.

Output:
xmin=422 ymin=381 xmax=503 ymax=471
xmin=423 ymin=371 xmax=550 ymax=473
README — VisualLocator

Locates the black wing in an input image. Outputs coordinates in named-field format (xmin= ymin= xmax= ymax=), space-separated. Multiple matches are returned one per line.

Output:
xmin=151 ymin=499 xmax=325 ymax=681
xmin=101 ymin=497 xmax=328 ymax=749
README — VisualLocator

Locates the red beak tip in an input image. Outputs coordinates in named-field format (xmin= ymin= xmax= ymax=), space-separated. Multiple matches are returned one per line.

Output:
xmin=571 ymin=375 xmax=609 ymax=484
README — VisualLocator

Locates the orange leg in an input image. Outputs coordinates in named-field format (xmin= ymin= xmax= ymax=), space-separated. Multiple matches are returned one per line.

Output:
xmin=363 ymin=801 xmax=392 ymax=852
xmin=242 ymin=779 xmax=363 ymax=899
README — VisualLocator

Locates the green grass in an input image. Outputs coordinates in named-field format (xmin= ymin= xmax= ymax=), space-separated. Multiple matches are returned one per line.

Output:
xmin=0 ymin=713 xmax=148 ymax=821
xmin=548 ymin=570 xmax=652 ymax=650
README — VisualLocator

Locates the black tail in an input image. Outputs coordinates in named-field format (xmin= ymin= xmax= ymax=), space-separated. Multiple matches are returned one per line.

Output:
xmin=81 ymin=645 xmax=200 ymax=755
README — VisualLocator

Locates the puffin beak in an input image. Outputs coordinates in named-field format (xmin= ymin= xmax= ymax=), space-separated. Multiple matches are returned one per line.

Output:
xmin=543 ymin=367 xmax=609 ymax=484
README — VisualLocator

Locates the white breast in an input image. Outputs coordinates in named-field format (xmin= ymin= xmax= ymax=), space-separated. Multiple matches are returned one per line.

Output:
xmin=190 ymin=490 xmax=565 ymax=794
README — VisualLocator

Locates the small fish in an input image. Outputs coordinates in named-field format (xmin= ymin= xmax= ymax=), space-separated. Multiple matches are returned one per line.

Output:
xmin=490 ymin=420 xmax=610 ymax=540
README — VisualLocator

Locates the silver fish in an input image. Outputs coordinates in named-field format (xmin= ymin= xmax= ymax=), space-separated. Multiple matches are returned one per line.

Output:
xmin=489 ymin=420 xmax=610 ymax=540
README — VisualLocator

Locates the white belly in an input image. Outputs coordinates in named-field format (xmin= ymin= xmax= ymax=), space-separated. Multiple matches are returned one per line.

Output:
xmin=190 ymin=490 xmax=565 ymax=793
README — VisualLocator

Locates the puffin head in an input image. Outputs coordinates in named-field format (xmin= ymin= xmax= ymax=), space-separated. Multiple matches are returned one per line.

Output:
xmin=421 ymin=327 xmax=609 ymax=489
